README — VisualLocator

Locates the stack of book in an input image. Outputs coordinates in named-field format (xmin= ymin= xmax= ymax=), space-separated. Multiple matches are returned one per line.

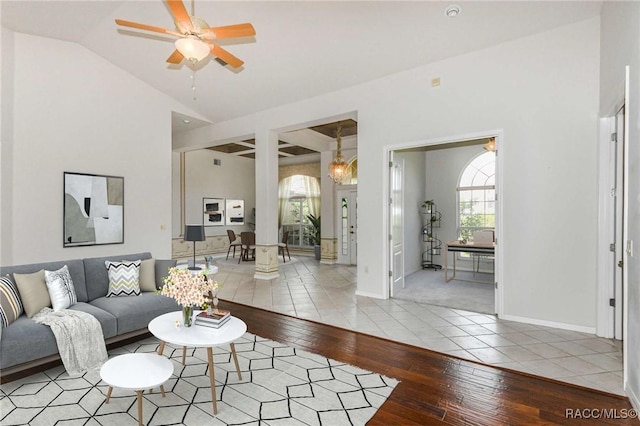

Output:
xmin=195 ymin=309 xmax=231 ymax=329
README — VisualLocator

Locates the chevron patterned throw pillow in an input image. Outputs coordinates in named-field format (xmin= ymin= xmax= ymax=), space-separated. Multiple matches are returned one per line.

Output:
xmin=105 ymin=260 xmax=141 ymax=297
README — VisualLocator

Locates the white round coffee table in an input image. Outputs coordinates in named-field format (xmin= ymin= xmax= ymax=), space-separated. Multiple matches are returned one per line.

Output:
xmin=100 ymin=353 xmax=173 ymax=426
xmin=148 ymin=310 xmax=247 ymax=415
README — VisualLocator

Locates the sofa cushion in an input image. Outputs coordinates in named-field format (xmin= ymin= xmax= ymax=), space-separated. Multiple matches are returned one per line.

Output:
xmin=0 ymin=302 xmax=117 ymax=370
xmin=139 ymin=258 xmax=156 ymax=292
xmin=0 ymin=276 xmax=23 ymax=327
xmin=14 ymin=270 xmax=50 ymax=318
xmin=45 ymin=265 xmax=78 ymax=311
xmin=0 ymin=314 xmax=59 ymax=369
xmin=90 ymin=293 xmax=179 ymax=335
xmin=0 ymin=259 xmax=88 ymax=303
xmin=105 ymin=260 xmax=141 ymax=297
xmin=83 ymin=252 xmax=152 ymax=301
xmin=70 ymin=302 xmax=118 ymax=339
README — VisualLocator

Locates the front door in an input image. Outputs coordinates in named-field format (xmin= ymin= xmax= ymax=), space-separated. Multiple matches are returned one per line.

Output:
xmin=337 ymin=189 xmax=357 ymax=265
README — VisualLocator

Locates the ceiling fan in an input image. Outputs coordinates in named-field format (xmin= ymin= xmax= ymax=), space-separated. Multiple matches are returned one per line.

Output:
xmin=115 ymin=0 xmax=255 ymax=69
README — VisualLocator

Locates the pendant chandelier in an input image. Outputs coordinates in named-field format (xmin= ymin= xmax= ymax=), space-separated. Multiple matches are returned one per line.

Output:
xmin=484 ymin=137 xmax=496 ymax=152
xmin=328 ymin=125 xmax=349 ymax=184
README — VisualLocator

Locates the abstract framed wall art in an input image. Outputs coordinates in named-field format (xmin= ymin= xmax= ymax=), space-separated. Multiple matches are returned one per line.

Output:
xmin=63 ymin=172 xmax=124 ymax=247
xmin=226 ymin=199 xmax=245 ymax=225
xmin=203 ymin=197 xmax=224 ymax=226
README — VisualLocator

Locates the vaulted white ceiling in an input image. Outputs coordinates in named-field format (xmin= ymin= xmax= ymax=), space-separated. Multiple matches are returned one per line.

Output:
xmin=2 ymin=1 xmax=602 ymax=131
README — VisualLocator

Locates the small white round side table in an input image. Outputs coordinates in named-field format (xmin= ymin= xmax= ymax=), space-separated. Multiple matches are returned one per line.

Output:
xmin=100 ymin=353 xmax=173 ymax=426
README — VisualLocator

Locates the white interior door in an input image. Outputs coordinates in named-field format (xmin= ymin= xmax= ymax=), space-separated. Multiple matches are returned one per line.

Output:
xmin=613 ymin=106 xmax=625 ymax=340
xmin=337 ymin=189 xmax=357 ymax=265
xmin=390 ymin=157 xmax=405 ymax=296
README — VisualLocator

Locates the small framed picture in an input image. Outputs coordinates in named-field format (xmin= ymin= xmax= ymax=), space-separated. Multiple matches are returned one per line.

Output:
xmin=226 ymin=199 xmax=244 ymax=225
xmin=203 ymin=198 xmax=224 ymax=226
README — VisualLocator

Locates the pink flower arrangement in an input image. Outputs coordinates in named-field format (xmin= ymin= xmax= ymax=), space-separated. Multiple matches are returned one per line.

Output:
xmin=161 ymin=267 xmax=219 ymax=308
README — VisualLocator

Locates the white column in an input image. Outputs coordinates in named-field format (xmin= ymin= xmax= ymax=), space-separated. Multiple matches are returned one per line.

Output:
xmin=253 ymin=129 xmax=280 ymax=280
xmin=320 ymin=150 xmax=337 ymax=263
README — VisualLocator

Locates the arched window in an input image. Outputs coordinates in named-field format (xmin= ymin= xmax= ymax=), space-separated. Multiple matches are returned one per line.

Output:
xmin=278 ymin=175 xmax=320 ymax=247
xmin=343 ymin=157 xmax=358 ymax=184
xmin=457 ymin=151 xmax=495 ymax=241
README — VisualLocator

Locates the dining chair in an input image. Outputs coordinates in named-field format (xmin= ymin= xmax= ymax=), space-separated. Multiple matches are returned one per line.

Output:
xmin=278 ymin=231 xmax=291 ymax=262
xmin=226 ymin=230 xmax=242 ymax=260
xmin=471 ymin=230 xmax=495 ymax=274
xmin=239 ymin=232 xmax=256 ymax=263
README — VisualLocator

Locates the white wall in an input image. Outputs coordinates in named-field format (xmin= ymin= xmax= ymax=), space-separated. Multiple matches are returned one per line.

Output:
xmin=2 ymin=32 xmax=198 ymax=264
xmin=174 ymin=18 xmax=600 ymax=330
xmin=171 ymin=150 xmax=256 ymax=238
xmin=425 ymin=144 xmax=487 ymax=271
xmin=0 ymin=27 xmax=15 ymax=264
xmin=600 ymin=0 xmax=640 ymax=410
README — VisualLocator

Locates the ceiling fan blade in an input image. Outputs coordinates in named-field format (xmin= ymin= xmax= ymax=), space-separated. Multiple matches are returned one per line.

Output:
xmin=210 ymin=44 xmax=244 ymax=68
xmin=166 ymin=49 xmax=184 ymax=64
xmin=166 ymin=0 xmax=194 ymax=33
xmin=115 ymin=19 xmax=181 ymax=36
xmin=203 ymin=23 xmax=256 ymax=40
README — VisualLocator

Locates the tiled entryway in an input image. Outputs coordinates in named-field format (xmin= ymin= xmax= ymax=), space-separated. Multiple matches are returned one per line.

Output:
xmin=205 ymin=255 xmax=624 ymax=395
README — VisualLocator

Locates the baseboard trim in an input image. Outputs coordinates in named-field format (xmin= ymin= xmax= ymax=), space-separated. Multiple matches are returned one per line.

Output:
xmin=501 ymin=313 xmax=596 ymax=334
xmin=356 ymin=289 xmax=384 ymax=299
xmin=255 ymin=271 xmax=279 ymax=280
xmin=625 ymin=382 xmax=640 ymax=412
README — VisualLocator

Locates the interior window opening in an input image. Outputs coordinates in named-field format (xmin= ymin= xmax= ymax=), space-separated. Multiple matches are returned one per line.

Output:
xmin=457 ymin=151 xmax=496 ymax=257
xmin=278 ymin=175 xmax=320 ymax=248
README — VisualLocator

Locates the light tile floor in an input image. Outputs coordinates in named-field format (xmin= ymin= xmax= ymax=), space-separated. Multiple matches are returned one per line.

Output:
xmin=205 ymin=254 xmax=624 ymax=395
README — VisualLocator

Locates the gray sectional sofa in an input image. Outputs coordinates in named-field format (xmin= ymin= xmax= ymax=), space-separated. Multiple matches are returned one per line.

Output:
xmin=0 ymin=252 xmax=179 ymax=379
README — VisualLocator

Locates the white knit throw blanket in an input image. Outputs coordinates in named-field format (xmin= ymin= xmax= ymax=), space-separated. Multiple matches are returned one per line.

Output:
xmin=33 ymin=307 xmax=108 ymax=377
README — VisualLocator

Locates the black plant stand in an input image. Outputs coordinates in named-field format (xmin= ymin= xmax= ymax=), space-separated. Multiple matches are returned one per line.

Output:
xmin=421 ymin=201 xmax=442 ymax=270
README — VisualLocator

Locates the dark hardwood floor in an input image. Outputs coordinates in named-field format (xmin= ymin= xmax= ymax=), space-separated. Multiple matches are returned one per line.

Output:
xmin=223 ymin=301 xmax=638 ymax=425
xmin=3 ymin=301 xmax=636 ymax=424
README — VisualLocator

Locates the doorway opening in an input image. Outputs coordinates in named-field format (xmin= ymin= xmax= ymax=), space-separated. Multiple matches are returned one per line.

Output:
xmin=388 ymin=134 xmax=502 ymax=316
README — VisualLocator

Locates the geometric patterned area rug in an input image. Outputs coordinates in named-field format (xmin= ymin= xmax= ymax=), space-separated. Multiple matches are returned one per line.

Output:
xmin=1 ymin=333 xmax=399 ymax=425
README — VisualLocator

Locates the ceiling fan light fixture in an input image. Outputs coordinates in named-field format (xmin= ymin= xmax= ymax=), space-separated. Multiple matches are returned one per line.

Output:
xmin=175 ymin=36 xmax=210 ymax=62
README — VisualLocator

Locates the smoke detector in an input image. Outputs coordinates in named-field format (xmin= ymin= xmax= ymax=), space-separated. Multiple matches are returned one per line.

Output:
xmin=445 ymin=5 xmax=461 ymax=18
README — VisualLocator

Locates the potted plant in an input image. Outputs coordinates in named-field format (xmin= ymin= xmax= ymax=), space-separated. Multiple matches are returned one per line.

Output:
xmin=307 ymin=214 xmax=321 ymax=260
xmin=422 ymin=200 xmax=439 ymax=223
xmin=421 ymin=199 xmax=434 ymax=213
